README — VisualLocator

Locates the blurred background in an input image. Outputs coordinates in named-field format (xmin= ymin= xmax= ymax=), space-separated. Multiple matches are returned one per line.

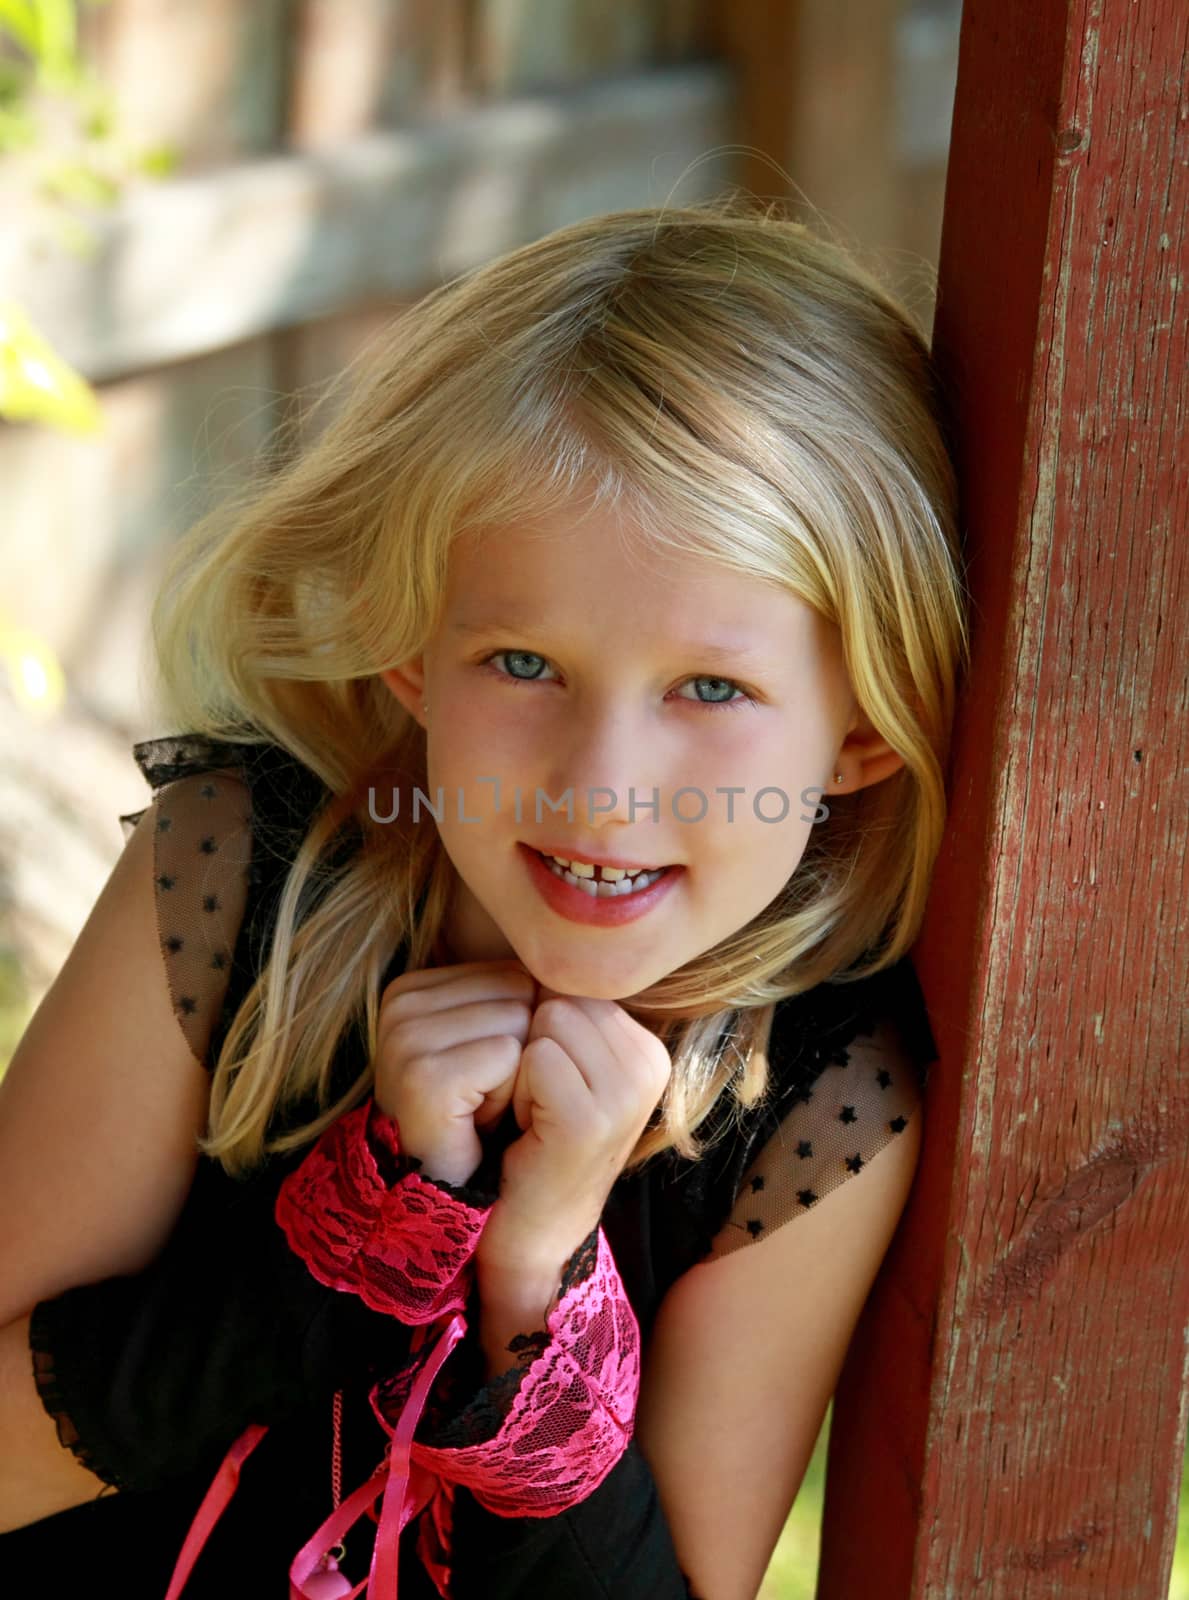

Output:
xmin=1 ymin=2 xmax=1183 ymax=1593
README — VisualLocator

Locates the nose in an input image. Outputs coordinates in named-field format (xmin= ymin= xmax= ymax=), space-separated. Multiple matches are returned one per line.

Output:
xmin=545 ymin=704 xmax=658 ymax=829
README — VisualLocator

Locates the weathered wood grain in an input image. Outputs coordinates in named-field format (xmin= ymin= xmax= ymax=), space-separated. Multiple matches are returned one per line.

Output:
xmin=820 ymin=1 xmax=1188 ymax=1595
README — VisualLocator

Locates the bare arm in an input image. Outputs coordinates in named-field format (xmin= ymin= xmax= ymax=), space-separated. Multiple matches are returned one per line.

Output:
xmin=0 ymin=777 xmax=248 ymax=1526
xmin=0 ymin=1313 xmax=109 ymax=1533
xmin=634 ymin=1097 xmax=923 ymax=1598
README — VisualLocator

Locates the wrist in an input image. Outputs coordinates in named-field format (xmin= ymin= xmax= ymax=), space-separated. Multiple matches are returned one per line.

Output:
xmin=365 ymin=1099 xmax=485 ymax=1192
xmin=475 ymin=1214 xmax=602 ymax=1379
xmin=475 ymin=1260 xmax=565 ymax=1381
xmin=476 ymin=1197 xmax=598 ymax=1276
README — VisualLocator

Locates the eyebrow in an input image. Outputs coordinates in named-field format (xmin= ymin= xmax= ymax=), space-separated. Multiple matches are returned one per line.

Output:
xmin=449 ymin=617 xmax=774 ymax=668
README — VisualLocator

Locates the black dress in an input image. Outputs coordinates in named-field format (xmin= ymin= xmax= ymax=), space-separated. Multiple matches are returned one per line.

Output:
xmin=3 ymin=734 xmax=937 ymax=1598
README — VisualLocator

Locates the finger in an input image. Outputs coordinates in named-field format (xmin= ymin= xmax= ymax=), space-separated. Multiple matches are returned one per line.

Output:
xmin=606 ymin=1000 xmax=671 ymax=1080
xmin=471 ymin=1040 xmax=523 ymax=1132
xmin=382 ymin=959 xmax=534 ymax=1007
xmin=513 ymin=1035 xmax=591 ymax=1132
xmin=381 ymin=969 xmax=536 ymax=1031
xmin=415 ymin=1033 xmax=521 ymax=1121
xmin=528 ymin=995 xmax=623 ymax=1100
xmin=381 ymin=1001 xmax=534 ymax=1100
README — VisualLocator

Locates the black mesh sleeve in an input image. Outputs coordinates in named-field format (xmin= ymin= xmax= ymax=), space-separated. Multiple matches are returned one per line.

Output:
xmin=706 ymin=1012 xmax=924 ymax=1258
xmin=26 ymin=1161 xmax=421 ymax=1494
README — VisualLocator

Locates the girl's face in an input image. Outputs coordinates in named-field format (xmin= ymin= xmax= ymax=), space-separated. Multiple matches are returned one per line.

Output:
xmin=378 ymin=498 xmax=903 ymax=999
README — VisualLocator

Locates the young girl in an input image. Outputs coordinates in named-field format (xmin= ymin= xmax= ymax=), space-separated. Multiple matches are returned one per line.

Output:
xmin=0 ymin=196 xmax=968 ymax=1599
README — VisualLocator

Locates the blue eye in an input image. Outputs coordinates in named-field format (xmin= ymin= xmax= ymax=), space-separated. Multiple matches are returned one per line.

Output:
xmin=489 ymin=650 xmax=552 ymax=683
xmin=478 ymin=651 xmax=755 ymax=710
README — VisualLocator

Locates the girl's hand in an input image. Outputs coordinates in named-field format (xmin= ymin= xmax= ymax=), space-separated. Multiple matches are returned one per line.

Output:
xmin=372 ymin=959 xmax=538 ymax=1188
xmin=477 ymin=987 xmax=673 ymax=1269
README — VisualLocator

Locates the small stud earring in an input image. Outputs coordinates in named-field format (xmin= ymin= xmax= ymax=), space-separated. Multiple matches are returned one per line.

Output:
xmin=834 ymin=772 xmax=844 ymax=785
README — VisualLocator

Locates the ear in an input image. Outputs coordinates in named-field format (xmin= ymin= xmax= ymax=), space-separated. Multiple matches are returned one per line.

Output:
xmin=833 ymin=708 xmax=906 ymax=795
xmin=376 ymin=658 xmax=427 ymax=728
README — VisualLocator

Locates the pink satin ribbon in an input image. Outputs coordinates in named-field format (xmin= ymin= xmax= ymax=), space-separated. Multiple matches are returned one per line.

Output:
xmin=161 ymin=1310 xmax=466 ymax=1600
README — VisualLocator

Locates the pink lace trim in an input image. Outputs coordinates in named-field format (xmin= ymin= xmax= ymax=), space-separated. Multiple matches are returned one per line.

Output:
xmin=168 ymin=1104 xmax=637 ymax=1597
xmin=274 ymin=1100 xmax=492 ymax=1322
xmin=369 ymin=1226 xmax=640 ymax=1519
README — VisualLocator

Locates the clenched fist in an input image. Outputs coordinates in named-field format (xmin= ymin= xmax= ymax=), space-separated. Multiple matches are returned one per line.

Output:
xmin=480 ymin=986 xmax=675 ymax=1267
xmin=371 ymin=959 xmax=539 ymax=1188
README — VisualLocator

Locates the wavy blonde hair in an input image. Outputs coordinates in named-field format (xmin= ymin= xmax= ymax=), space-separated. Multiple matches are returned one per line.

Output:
xmin=151 ymin=194 xmax=970 ymax=1180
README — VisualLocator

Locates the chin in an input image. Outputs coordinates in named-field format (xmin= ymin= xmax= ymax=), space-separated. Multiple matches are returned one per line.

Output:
xmin=518 ymin=945 xmax=658 ymax=1002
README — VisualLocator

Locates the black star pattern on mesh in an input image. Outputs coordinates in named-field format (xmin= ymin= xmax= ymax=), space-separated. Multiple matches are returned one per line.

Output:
xmin=889 ymin=1114 xmax=908 ymax=1133
xmin=749 ymin=1175 xmax=764 ymax=1193
xmin=198 ymin=836 xmax=217 ymax=855
xmin=202 ymin=894 xmax=221 ymax=913
xmin=178 ymin=996 xmax=198 ymax=1016
xmin=199 ymin=783 xmax=217 ymax=799
xmin=876 ymin=1067 xmax=893 ymax=1089
xmin=156 ymin=814 xmax=172 ymax=832
xmin=164 ymin=935 xmax=184 ymax=954
xmin=156 ymin=874 xmax=176 ymax=891
xmin=839 ymin=1104 xmax=857 ymax=1124
xmin=796 ymin=1139 xmax=813 ymax=1159
xmin=210 ymin=952 xmax=228 ymax=970
xmin=797 ymin=1188 xmax=819 ymax=1208
xmin=746 ymin=1218 xmax=764 ymax=1237
xmin=845 ymin=1152 xmax=865 ymax=1174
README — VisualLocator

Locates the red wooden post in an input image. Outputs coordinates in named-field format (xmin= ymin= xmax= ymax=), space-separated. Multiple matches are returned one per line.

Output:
xmin=819 ymin=1 xmax=1188 ymax=1595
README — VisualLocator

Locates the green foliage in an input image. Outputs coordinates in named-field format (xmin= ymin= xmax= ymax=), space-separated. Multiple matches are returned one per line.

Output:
xmin=0 ymin=295 xmax=100 ymax=429
xmin=0 ymin=0 xmax=176 ymax=432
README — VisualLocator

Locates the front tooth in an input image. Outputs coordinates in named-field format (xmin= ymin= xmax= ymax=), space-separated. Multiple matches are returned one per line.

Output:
xmin=568 ymin=860 xmax=596 ymax=879
xmin=600 ymin=866 xmax=627 ymax=881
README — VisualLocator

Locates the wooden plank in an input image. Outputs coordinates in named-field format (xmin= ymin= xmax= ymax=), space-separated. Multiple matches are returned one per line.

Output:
xmin=819 ymin=1 xmax=1188 ymax=1595
xmin=0 ymin=335 xmax=280 ymax=725
xmin=0 ymin=65 xmax=732 ymax=383
xmin=287 ymin=0 xmax=470 ymax=146
xmin=77 ymin=0 xmax=290 ymax=167
xmin=470 ymin=0 xmax=657 ymax=94
xmin=708 ymin=0 xmax=951 ymax=311
xmin=708 ymin=0 xmax=901 ymax=248
xmin=705 ymin=0 xmax=799 ymax=208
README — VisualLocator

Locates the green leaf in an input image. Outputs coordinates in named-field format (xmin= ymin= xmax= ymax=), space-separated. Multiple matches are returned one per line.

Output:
xmin=31 ymin=0 xmax=79 ymax=84
xmin=0 ymin=298 xmax=103 ymax=433
xmin=0 ymin=1 xmax=39 ymax=57
xmin=0 ymin=56 xmax=32 ymax=101
xmin=134 ymin=140 xmax=177 ymax=177
xmin=0 ymin=101 xmax=36 ymax=151
xmin=38 ymin=156 xmax=120 ymax=206
xmin=80 ymin=93 xmax=115 ymax=141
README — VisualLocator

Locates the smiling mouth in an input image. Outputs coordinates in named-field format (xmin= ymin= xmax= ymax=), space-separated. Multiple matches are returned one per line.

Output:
xmin=528 ymin=846 xmax=675 ymax=884
xmin=524 ymin=844 xmax=675 ymax=896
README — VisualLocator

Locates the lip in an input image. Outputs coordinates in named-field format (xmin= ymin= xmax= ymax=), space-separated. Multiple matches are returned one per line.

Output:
xmin=519 ymin=843 xmax=683 ymax=926
xmin=526 ymin=842 xmax=675 ymax=874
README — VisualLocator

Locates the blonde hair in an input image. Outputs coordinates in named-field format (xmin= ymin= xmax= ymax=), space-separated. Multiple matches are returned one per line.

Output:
xmin=151 ymin=194 xmax=970 ymax=1180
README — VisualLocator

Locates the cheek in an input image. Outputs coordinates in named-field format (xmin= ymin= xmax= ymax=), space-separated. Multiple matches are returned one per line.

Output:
xmin=682 ymin=790 xmax=813 ymax=884
xmin=429 ymin=722 xmax=526 ymax=847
